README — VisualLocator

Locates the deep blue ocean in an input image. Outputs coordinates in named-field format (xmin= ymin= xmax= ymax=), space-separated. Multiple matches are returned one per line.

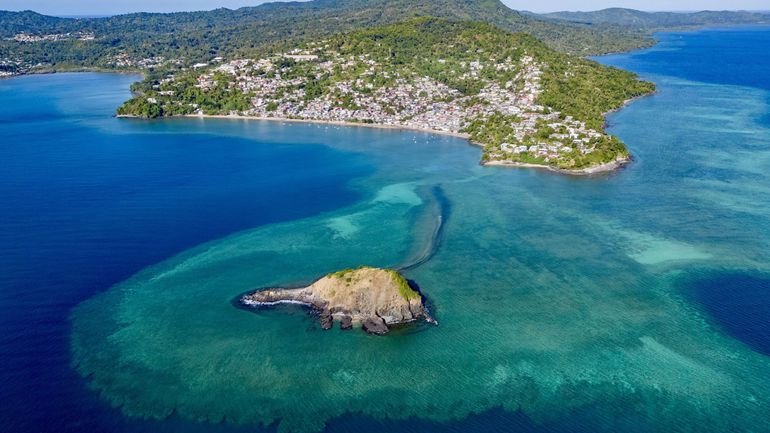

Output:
xmin=2 ymin=27 xmax=769 ymax=433
xmin=0 ymin=74 xmax=370 ymax=432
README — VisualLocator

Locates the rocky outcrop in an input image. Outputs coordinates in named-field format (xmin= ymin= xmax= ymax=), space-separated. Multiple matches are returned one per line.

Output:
xmin=362 ymin=317 xmax=389 ymax=335
xmin=319 ymin=310 xmax=333 ymax=330
xmin=241 ymin=267 xmax=436 ymax=335
xmin=339 ymin=315 xmax=353 ymax=330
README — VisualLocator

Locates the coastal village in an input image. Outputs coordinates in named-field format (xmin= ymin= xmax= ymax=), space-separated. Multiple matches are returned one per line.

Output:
xmin=1 ymin=32 xmax=96 ymax=76
xmin=10 ymin=31 xmax=95 ymax=43
xmin=146 ymin=45 xmax=615 ymax=167
xmin=1 ymin=20 xmax=632 ymax=170
xmin=0 ymin=32 xmax=174 ymax=77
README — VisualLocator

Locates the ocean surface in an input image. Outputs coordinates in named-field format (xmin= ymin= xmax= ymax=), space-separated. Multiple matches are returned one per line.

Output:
xmin=1 ymin=27 xmax=769 ymax=433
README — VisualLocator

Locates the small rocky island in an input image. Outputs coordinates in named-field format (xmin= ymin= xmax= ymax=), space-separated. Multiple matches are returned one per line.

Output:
xmin=241 ymin=267 xmax=436 ymax=335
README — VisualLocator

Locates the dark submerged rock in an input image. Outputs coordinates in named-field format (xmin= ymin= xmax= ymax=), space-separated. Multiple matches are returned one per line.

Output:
xmin=339 ymin=315 xmax=353 ymax=330
xmin=319 ymin=310 xmax=333 ymax=330
xmin=362 ymin=317 xmax=389 ymax=335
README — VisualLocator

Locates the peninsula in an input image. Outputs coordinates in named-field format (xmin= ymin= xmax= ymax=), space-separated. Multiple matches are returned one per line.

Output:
xmin=241 ymin=267 xmax=436 ymax=335
xmin=117 ymin=18 xmax=655 ymax=173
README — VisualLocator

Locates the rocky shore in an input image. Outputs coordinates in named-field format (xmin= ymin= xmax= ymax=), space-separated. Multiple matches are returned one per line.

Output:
xmin=241 ymin=267 xmax=436 ymax=335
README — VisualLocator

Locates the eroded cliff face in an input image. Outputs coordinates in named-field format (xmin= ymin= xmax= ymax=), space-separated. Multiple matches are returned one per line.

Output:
xmin=241 ymin=267 xmax=436 ymax=334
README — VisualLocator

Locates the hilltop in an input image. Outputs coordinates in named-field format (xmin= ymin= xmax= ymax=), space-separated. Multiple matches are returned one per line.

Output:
xmin=241 ymin=267 xmax=435 ymax=335
xmin=3 ymin=3 xmax=768 ymax=76
xmin=118 ymin=18 xmax=654 ymax=172
xmin=0 ymin=0 xmax=654 ymax=76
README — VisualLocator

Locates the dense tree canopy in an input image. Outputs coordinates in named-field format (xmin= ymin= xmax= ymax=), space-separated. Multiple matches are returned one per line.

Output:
xmin=1 ymin=0 xmax=657 ymax=74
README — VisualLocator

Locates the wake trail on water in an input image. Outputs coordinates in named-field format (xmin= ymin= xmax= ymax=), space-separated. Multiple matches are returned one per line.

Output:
xmin=398 ymin=185 xmax=450 ymax=272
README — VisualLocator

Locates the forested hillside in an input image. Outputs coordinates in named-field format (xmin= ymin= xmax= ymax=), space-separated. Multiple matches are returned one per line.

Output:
xmin=118 ymin=18 xmax=654 ymax=171
xmin=0 ymin=0 xmax=654 ymax=75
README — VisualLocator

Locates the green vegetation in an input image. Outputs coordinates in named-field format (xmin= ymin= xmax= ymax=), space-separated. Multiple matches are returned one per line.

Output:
xmin=463 ymin=113 xmax=523 ymax=145
xmin=328 ymin=265 xmax=379 ymax=282
xmin=327 ymin=266 xmax=419 ymax=300
xmin=116 ymin=71 xmax=250 ymax=117
xmin=459 ymin=37 xmax=653 ymax=168
xmin=116 ymin=97 xmax=162 ymax=118
xmin=117 ymin=18 xmax=655 ymax=170
xmin=3 ymin=3 xmax=767 ymax=76
xmin=329 ymin=268 xmax=362 ymax=279
xmin=536 ymin=55 xmax=655 ymax=131
xmin=386 ymin=270 xmax=421 ymax=301
xmin=0 ymin=0 xmax=658 ymax=76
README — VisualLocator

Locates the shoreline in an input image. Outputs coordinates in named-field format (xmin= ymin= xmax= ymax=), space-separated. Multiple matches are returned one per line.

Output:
xmin=237 ymin=267 xmax=438 ymax=333
xmin=602 ymin=91 xmax=657 ymax=128
xmin=120 ymin=113 xmax=634 ymax=175
xmin=178 ymin=113 xmax=473 ymax=140
xmin=482 ymin=155 xmax=631 ymax=176
xmin=1 ymin=67 xmax=142 ymax=80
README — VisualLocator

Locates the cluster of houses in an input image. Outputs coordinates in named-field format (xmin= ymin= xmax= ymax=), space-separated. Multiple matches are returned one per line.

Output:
xmin=180 ymin=47 xmax=607 ymax=164
xmin=491 ymin=110 xmax=604 ymax=162
xmin=0 ymin=51 xmax=178 ymax=77
xmin=279 ymin=74 xmax=469 ymax=132
xmin=1 ymin=32 xmax=95 ymax=76
xmin=109 ymin=54 xmax=180 ymax=69
xmin=0 ymin=57 xmax=34 ymax=78
xmin=11 ymin=32 xmax=94 ymax=43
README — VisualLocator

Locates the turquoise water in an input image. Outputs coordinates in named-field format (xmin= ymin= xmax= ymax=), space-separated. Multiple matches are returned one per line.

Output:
xmin=3 ymin=27 xmax=770 ymax=433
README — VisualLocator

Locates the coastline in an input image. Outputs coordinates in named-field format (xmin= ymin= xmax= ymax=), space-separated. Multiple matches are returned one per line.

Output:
xmin=178 ymin=113 xmax=473 ymax=140
xmin=1 ymin=67 xmax=142 ymax=80
xmin=482 ymin=155 xmax=631 ymax=176
xmin=238 ymin=267 xmax=437 ymax=333
xmin=119 ymin=113 xmax=634 ymax=175
xmin=602 ymin=91 xmax=657 ymax=127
